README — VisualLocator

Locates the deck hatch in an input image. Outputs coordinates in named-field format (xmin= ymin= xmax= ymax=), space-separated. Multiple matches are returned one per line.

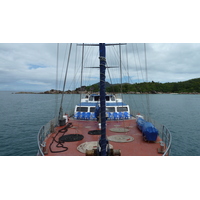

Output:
xmin=88 ymin=130 xmax=101 ymax=135
xmin=59 ymin=134 xmax=84 ymax=142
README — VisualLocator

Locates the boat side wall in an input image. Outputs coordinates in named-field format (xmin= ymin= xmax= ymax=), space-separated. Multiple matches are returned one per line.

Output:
xmin=37 ymin=117 xmax=58 ymax=156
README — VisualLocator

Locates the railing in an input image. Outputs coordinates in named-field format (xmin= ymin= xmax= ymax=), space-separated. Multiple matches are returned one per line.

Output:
xmin=161 ymin=125 xmax=172 ymax=156
xmin=37 ymin=117 xmax=58 ymax=156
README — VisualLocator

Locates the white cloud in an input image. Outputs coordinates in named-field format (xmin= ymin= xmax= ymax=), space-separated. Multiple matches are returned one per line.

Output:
xmin=0 ymin=43 xmax=200 ymax=91
xmin=22 ymin=80 xmax=51 ymax=86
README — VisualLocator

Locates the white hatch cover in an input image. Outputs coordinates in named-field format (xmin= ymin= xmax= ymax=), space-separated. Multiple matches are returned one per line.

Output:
xmin=110 ymin=127 xmax=129 ymax=132
xmin=108 ymin=135 xmax=134 ymax=143
xmin=77 ymin=141 xmax=113 ymax=153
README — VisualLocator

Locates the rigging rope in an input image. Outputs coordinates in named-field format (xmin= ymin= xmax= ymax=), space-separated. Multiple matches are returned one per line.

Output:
xmin=54 ymin=43 xmax=59 ymax=120
xmin=144 ymin=43 xmax=148 ymax=83
xmin=61 ymin=43 xmax=72 ymax=101
xmin=144 ymin=43 xmax=150 ymax=121
xmin=58 ymin=44 xmax=69 ymax=90
xmin=136 ymin=43 xmax=145 ymax=82
xmin=59 ymin=43 xmax=72 ymax=120
xmin=126 ymin=44 xmax=130 ymax=83
xmin=80 ymin=43 xmax=84 ymax=105
xmin=119 ymin=43 xmax=123 ymax=94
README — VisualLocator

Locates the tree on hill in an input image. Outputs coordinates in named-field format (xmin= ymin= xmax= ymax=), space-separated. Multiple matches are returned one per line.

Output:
xmin=74 ymin=78 xmax=200 ymax=93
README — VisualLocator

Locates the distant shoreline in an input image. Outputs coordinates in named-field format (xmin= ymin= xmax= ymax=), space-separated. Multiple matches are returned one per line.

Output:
xmin=13 ymin=90 xmax=200 ymax=95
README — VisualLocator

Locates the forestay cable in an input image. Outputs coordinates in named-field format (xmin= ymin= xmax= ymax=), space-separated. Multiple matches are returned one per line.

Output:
xmin=59 ymin=43 xmax=72 ymax=119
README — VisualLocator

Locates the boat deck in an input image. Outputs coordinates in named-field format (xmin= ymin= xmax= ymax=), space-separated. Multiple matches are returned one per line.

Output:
xmin=44 ymin=118 xmax=163 ymax=156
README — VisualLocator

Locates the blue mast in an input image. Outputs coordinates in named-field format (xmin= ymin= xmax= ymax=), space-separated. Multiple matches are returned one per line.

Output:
xmin=99 ymin=43 xmax=108 ymax=156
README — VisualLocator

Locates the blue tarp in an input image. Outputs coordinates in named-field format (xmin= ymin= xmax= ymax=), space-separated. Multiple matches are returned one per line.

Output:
xmin=136 ymin=117 xmax=158 ymax=142
xmin=94 ymin=104 xmax=100 ymax=118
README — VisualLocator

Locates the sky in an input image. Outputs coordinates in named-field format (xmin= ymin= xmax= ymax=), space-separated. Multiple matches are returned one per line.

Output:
xmin=0 ymin=43 xmax=200 ymax=91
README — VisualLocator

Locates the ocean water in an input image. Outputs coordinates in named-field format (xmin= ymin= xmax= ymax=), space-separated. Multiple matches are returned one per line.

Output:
xmin=0 ymin=91 xmax=200 ymax=156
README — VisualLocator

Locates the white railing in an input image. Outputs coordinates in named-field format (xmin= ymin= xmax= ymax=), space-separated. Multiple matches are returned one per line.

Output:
xmin=37 ymin=117 xmax=58 ymax=156
xmin=162 ymin=126 xmax=172 ymax=156
xmin=145 ymin=117 xmax=172 ymax=156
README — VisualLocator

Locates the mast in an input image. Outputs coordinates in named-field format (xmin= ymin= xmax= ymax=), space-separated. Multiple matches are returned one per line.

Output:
xmin=99 ymin=43 xmax=107 ymax=156
xmin=77 ymin=43 xmax=125 ymax=155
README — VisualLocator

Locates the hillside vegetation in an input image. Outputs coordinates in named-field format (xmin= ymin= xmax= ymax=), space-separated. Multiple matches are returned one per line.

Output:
xmin=82 ymin=78 xmax=200 ymax=94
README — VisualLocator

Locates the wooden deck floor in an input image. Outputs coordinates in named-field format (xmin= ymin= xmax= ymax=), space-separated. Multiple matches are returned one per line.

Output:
xmin=44 ymin=118 xmax=163 ymax=156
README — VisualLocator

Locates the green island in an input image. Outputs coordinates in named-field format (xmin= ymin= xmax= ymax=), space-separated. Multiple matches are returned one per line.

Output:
xmin=15 ymin=78 xmax=200 ymax=94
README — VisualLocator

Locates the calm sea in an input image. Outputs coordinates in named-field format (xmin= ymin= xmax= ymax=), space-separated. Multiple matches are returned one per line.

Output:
xmin=0 ymin=91 xmax=200 ymax=156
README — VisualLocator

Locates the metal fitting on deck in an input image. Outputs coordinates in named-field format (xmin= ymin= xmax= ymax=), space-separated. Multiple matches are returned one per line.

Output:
xmin=86 ymin=149 xmax=98 ymax=156
xmin=109 ymin=149 xmax=121 ymax=156
xmin=40 ymin=142 xmax=48 ymax=155
xmin=85 ymin=148 xmax=121 ymax=156
xmin=158 ymin=141 xmax=165 ymax=154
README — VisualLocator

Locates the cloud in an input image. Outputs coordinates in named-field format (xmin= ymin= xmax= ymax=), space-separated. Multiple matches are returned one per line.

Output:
xmin=0 ymin=43 xmax=58 ymax=91
xmin=22 ymin=80 xmax=51 ymax=86
xmin=28 ymin=64 xmax=47 ymax=70
xmin=0 ymin=43 xmax=200 ymax=91
xmin=140 ymin=43 xmax=200 ymax=82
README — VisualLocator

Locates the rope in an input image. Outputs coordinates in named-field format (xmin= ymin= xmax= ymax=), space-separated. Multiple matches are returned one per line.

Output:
xmin=58 ymin=43 xmax=72 ymax=119
xmin=58 ymin=44 xmax=69 ymax=90
xmin=60 ymin=43 xmax=72 ymax=105
xmin=119 ymin=43 xmax=123 ymax=94
xmin=54 ymin=43 xmax=59 ymax=121
xmin=49 ymin=123 xmax=73 ymax=153
xmin=126 ymin=44 xmax=130 ymax=83
xmin=144 ymin=43 xmax=150 ymax=121
xmin=80 ymin=43 xmax=84 ymax=105
xmin=144 ymin=43 xmax=148 ymax=83
xmin=136 ymin=43 xmax=145 ymax=82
